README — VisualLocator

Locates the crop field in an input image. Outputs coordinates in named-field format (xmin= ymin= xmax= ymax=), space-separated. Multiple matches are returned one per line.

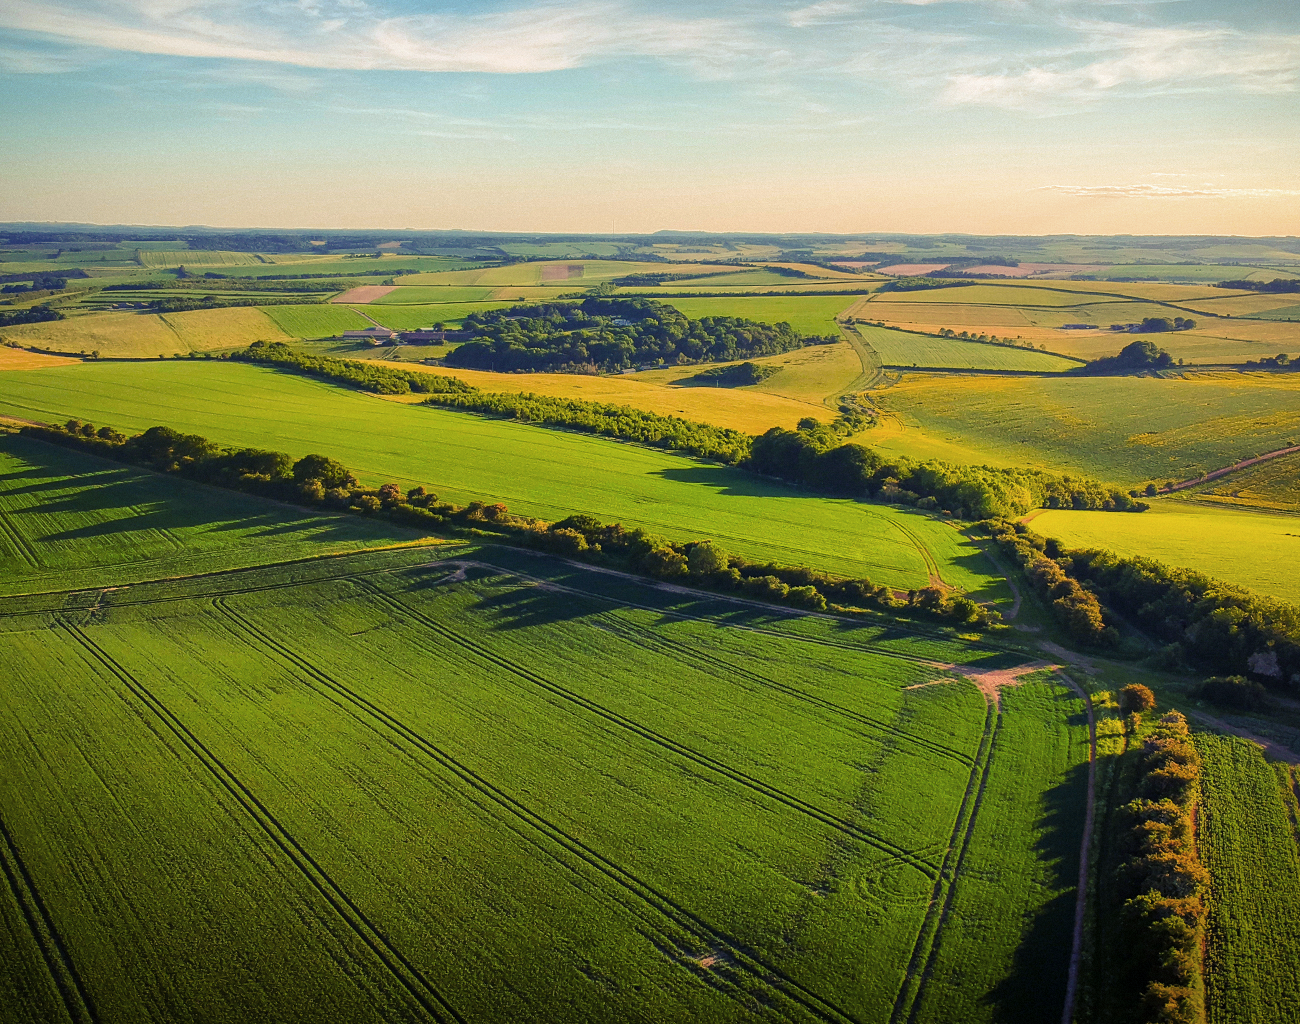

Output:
xmin=357 ymin=302 xmax=514 ymax=330
xmin=1196 ymin=735 xmax=1300 ymax=1024
xmin=138 ymin=250 xmax=265 ymax=269
xmin=1027 ymin=501 xmax=1300 ymax=604
xmin=0 ymin=432 xmax=422 ymax=596
xmin=0 ymin=360 xmax=1010 ymax=599
xmin=662 ymin=295 xmax=856 ymax=335
xmin=1173 ymin=293 xmax=1300 ymax=317
xmin=0 ymin=308 xmax=292 ymax=357
xmin=1253 ymin=303 xmax=1300 ymax=322
xmin=867 ymin=372 xmax=1300 ymax=484
xmin=0 ymin=457 xmax=1090 ymax=1023
xmin=261 ymin=304 xmax=372 ymax=338
xmin=1190 ymin=452 xmax=1300 ymax=513
xmin=412 ymin=365 xmax=834 ymax=433
xmin=854 ymin=325 xmax=1079 ymax=372
xmin=372 ymin=287 xmax=497 ymax=304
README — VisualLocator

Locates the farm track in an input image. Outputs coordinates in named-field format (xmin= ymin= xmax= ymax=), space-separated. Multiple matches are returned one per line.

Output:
xmin=58 ymin=620 xmax=465 ymax=1024
xmin=1059 ymin=674 xmax=1097 ymax=1024
xmin=358 ymin=580 xmax=940 ymax=876
xmin=587 ymin=609 xmax=975 ymax=768
xmin=0 ymin=814 xmax=100 ymax=1024
xmin=889 ymin=701 xmax=1000 ymax=1024
xmin=212 ymin=600 xmax=857 ymax=1024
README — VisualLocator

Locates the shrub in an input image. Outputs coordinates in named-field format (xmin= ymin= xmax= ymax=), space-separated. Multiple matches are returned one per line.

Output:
xmin=293 ymin=453 xmax=353 ymax=489
xmin=1194 ymin=675 xmax=1270 ymax=711
xmin=1120 ymin=684 xmax=1158 ymax=714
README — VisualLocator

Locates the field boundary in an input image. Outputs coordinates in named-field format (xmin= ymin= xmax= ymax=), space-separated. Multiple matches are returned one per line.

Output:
xmin=0 ymin=813 xmax=100 ymax=1024
xmin=1167 ymin=443 xmax=1300 ymax=492
xmin=60 ymin=620 xmax=467 ymax=1024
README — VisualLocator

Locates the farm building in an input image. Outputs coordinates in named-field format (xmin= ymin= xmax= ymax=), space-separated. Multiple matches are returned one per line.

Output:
xmin=342 ymin=327 xmax=396 ymax=344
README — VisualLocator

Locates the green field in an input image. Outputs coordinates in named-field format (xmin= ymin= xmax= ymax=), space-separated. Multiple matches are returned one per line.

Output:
xmin=1190 ymin=452 xmax=1300 ymax=513
xmin=0 ymin=361 xmax=1009 ymax=599
xmin=0 ymin=434 xmax=1089 ymax=1022
xmin=1196 ymin=735 xmax=1300 ymax=1024
xmin=1028 ymin=501 xmax=1300 ymax=604
xmin=0 ymin=432 xmax=420 ymax=595
xmin=869 ymin=373 xmax=1300 ymax=485
xmin=664 ymin=295 xmax=856 ymax=336
xmin=372 ymin=287 xmax=497 ymax=304
xmin=855 ymin=325 xmax=1079 ymax=372
xmin=0 ymin=307 xmax=292 ymax=357
xmin=261 ymin=304 xmax=371 ymax=338
xmin=358 ymin=302 xmax=513 ymax=330
xmin=138 ymin=250 xmax=264 ymax=269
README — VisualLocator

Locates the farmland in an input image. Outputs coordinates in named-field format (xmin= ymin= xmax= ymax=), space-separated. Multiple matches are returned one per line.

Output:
xmin=867 ymin=372 xmax=1300 ymax=484
xmin=853 ymin=324 xmax=1080 ymax=372
xmin=261 ymin=304 xmax=372 ymax=338
xmin=1027 ymin=501 xmax=1300 ymax=604
xmin=1196 ymin=736 xmax=1300 ymax=1024
xmin=1189 ymin=451 xmax=1300 ymax=513
xmin=0 ymin=308 xmax=292 ymax=357
xmin=0 ymin=360 xmax=1010 ymax=598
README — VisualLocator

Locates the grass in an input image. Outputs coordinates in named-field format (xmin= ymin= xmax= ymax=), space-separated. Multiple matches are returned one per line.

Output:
xmin=1190 ymin=451 xmax=1300 ymax=513
xmin=1196 ymin=735 xmax=1300 ymax=1024
xmin=138 ymin=250 xmax=264 ymax=269
xmin=261 ymin=304 xmax=371 ymax=338
xmin=0 ymin=432 xmax=422 ymax=595
xmin=357 ymin=302 xmax=513 ymax=330
xmin=1026 ymin=501 xmax=1300 ymax=604
xmin=854 ymin=325 xmax=1079 ymax=372
xmin=0 ymin=308 xmax=291 ymax=357
xmin=371 ymin=287 xmax=497 ymax=304
xmin=0 ymin=461 xmax=1089 ymax=1022
xmin=0 ymin=360 xmax=1011 ymax=597
xmin=868 ymin=372 xmax=1300 ymax=484
xmin=662 ymin=295 xmax=857 ymax=336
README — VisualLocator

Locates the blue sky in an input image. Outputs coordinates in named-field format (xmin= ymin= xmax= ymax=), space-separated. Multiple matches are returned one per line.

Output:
xmin=1 ymin=0 xmax=1298 ymax=234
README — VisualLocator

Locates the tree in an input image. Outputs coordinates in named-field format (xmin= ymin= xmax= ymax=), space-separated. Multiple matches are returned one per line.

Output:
xmin=292 ymin=453 xmax=353 ymax=489
xmin=687 ymin=542 xmax=728 ymax=576
xmin=1120 ymin=683 xmax=1157 ymax=714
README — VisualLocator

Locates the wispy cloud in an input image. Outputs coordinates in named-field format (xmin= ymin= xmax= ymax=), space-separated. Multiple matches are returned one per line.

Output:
xmin=944 ymin=20 xmax=1300 ymax=108
xmin=1038 ymin=184 xmax=1300 ymax=199
xmin=0 ymin=0 xmax=750 ymax=74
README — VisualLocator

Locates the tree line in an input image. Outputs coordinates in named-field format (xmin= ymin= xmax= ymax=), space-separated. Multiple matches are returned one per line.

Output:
xmin=1216 ymin=278 xmax=1300 ymax=293
xmin=22 ymin=419 xmax=996 ymax=630
xmin=0 ymin=305 xmax=64 ymax=328
xmin=445 ymin=296 xmax=837 ymax=373
xmin=984 ymin=518 xmax=1300 ymax=689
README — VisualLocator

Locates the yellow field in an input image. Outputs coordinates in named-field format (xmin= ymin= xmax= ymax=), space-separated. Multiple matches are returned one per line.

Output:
xmin=859 ymin=299 xmax=1033 ymax=329
xmin=876 ymin=285 xmax=1095 ymax=307
xmin=1190 ymin=452 xmax=1300 ymax=514
xmin=1167 ymin=294 xmax=1300 ymax=317
xmin=1034 ymin=280 xmax=1232 ymax=302
xmin=0 ymin=347 xmax=79 ymax=370
xmin=0 ymin=308 xmax=290 ymax=357
xmin=399 ymin=362 xmax=835 ymax=433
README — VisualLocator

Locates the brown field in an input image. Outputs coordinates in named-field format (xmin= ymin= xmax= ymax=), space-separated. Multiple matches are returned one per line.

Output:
xmin=330 ymin=285 xmax=396 ymax=303
xmin=0 ymin=346 xmax=80 ymax=370
xmin=540 ymin=263 xmax=584 ymax=281
xmin=879 ymin=263 xmax=951 ymax=276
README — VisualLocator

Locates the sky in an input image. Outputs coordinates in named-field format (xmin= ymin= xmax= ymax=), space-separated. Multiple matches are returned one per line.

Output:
xmin=1 ymin=0 xmax=1298 ymax=236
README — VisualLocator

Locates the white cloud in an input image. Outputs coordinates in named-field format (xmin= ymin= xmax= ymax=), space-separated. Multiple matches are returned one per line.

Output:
xmin=1038 ymin=184 xmax=1300 ymax=199
xmin=943 ymin=20 xmax=1300 ymax=108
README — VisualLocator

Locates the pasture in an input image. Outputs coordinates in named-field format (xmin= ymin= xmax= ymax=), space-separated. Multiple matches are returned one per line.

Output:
xmin=0 ymin=360 xmax=1010 ymax=598
xmin=869 ymin=372 xmax=1300 ymax=484
xmin=0 ymin=307 xmax=291 ymax=357
xmin=853 ymin=325 xmax=1079 ymax=372
xmin=359 ymin=302 xmax=513 ymax=330
xmin=0 ymin=519 xmax=1089 ymax=1023
xmin=664 ymin=295 xmax=856 ymax=336
xmin=1190 ymin=451 xmax=1300 ymax=513
xmin=1027 ymin=501 xmax=1300 ymax=604
xmin=1196 ymin=736 xmax=1300 ymax=1024
xmin=261 ymin=304 xmax=372 ymax=338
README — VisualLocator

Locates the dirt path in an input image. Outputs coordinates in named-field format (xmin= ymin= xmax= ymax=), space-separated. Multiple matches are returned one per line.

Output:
xmin=1185 ymin=709 xmax=1300 ymax=765
xmin=330 ymin=285 xmax=396 ymax=304
xmin=1166 ymin=444 xmax=1300 ymax=493
xmin=1058 ymin=672 xmax=1097 ymax=1024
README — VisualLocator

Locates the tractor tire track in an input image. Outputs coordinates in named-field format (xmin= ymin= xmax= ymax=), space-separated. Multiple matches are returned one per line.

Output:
xmin=0 ymin=511 xmax=40 ymax=568
xmin=889 ymin=700 xmax=1000 ymax=1024
xmin=587 ymin=610 xmax=974 ymax=768
xmin=212 ymin=600 xmax=859 ymax=1024
xmin=359 ymin=582 xmax=939 ymax=877
xmin=0 ymin=814 xmax=100 ymax=1024
xmin=59 ymin=621 xmax=464 ymax=1024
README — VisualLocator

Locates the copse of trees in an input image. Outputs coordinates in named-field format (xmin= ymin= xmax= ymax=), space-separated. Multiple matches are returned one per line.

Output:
xmin=21 ymin=419 xmax=998 ymax=630
xmin=0 ymin=305 xmax=64 ymax=328
xmin=750 ymin=422 xmax=1147 ymax=518
xmin=445 ymin=296 xmax=835 ymax=373
xmin=1216 ymin=278 xmax=1300 ymax=293
xmin=1080 ymin=339 xmax=1176 ymax=375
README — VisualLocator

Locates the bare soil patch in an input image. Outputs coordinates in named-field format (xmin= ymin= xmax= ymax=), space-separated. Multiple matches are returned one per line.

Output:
xmin=906 ymin=660 xmax=1056 ymax=704
xmin=540 ymin=263 xmax=585 ymax=282
xmin=0 ymin=348 xmax=80 ymax=371
xmin=879 ymin=264 xmax=951 ymax=276
xmin=329 ymin=286 xmax=396 ymax=304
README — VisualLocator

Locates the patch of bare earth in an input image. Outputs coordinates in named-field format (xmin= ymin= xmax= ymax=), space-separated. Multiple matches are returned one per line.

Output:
xmin=906 ymin=660 xmax=1056 ymax=704
xmin=540 ymin=263 xmax=584 ymax=282
xmin=329 ymin=285 xmax=396 ymax=303
xmin=880 ymin=263 xmax=951 ymax=276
